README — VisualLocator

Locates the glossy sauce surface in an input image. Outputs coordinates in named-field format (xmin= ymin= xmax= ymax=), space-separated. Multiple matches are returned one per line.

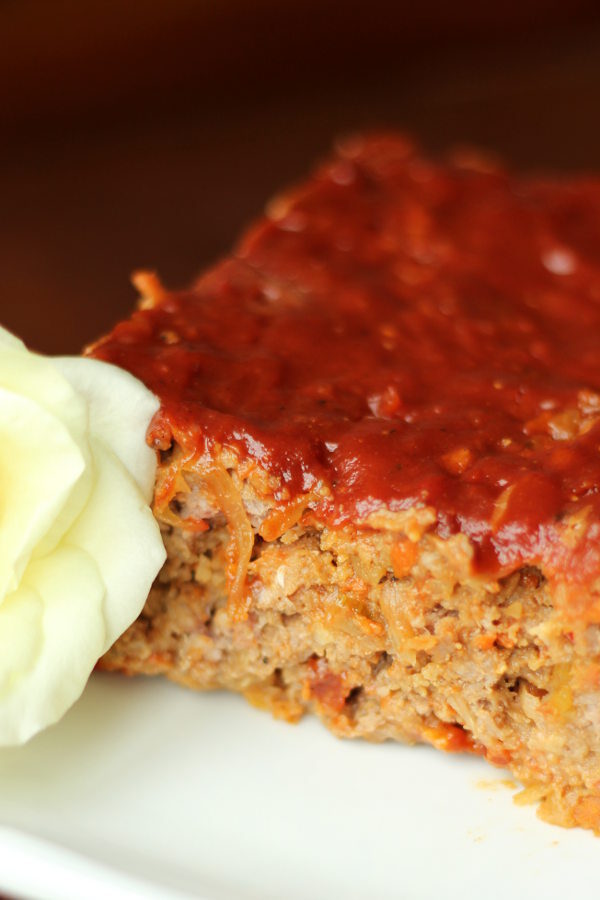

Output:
xmin=92 ymin=135 xmax=600 ymax=583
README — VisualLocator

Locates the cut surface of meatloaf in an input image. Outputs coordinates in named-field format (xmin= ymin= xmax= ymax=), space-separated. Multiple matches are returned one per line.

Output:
xmin=91 ymin=134 xmax=600 ymax=831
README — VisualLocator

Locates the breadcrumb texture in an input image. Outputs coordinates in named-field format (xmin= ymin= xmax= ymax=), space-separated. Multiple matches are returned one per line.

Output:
xmin=102 ymin=448 xmax=600 ymax=833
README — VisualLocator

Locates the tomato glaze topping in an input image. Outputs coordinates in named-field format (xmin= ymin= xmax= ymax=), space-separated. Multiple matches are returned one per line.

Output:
xmin=91 ymin=135 xmax=600 ymax=584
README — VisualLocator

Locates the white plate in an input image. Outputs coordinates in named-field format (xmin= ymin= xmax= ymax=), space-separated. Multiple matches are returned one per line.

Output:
xmin=0 ymin=672 xmax=597 ymax=900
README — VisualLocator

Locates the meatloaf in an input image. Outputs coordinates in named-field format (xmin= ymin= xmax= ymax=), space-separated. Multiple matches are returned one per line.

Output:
xmin=91 ymin=134 xmax=600 ymax=831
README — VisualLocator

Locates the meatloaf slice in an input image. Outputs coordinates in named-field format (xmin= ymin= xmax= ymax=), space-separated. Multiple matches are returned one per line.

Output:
xmin=92 ymin=135 xmax=600 ymax=831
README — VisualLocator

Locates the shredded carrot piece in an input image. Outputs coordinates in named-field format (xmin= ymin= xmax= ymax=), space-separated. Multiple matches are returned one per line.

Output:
xmin=259 ymin=492 xmax=316 ymax=541
xmin=190 ymin=456 xmax=254 ymax=622
xmin=474 ymin=633 xmax=497 ymax=651
xmin=390 ymin=539 xmax=418 ymax=578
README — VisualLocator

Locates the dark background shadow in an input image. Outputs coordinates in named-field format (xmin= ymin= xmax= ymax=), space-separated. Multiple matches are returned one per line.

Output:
xmin=2 ymin=0 xmax=600 ymax=352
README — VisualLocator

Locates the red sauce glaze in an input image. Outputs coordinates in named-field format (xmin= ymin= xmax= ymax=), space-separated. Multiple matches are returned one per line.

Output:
xmin=91 ymin=135 xmax=600 ymax=585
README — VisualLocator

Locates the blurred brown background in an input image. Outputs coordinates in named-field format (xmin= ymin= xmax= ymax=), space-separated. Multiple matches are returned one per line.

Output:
xmin=2 ymin=0 xmax=600 ymax=353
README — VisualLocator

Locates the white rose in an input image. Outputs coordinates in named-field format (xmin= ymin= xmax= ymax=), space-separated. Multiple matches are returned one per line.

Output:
xmin=0 ymin=325 xmax=166 ymax=745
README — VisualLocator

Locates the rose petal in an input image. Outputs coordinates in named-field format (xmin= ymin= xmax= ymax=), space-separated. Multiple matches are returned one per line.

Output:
xmin=55 ymin=357 xmax=160 ymax=501
xmin=0 ymin=388 xmax=88 ymax=599
xmin=0 ymin=327 xmax=24 ymax=350
xmin=0 ymin=341 xmax=88 ymax=448
xmin=0 ymin=587 xmax=43 ymax=695
xmin=0 ymin=546 xmax=106 ymax=745
xmin=66 ymin=438 xmax=166 ymax=651
xmin=0 ymin=325 xmax=165 ymax=745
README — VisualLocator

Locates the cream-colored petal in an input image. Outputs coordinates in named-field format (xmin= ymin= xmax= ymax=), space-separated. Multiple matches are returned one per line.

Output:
xmin=55 ymin=356 xmax=160 ymax=501
xmin=66 ymin=438 xmax=166 ymax=651
xmin=0 ymin=342 xmax=95 ymax=561
xmin=0 ymin=587 xmax=43 ymax=697
xmin=0 ymin=326 xmax=25 ymax=350
xmin=0 ymin=546 xmax=106 ymax=745
xmin=0 ymin=345 xmax=88 ymax=449
xmin=0 ymin=332 xmax=163 ymax=745
xmin=0 ymin=388 xmax=87 ymax=599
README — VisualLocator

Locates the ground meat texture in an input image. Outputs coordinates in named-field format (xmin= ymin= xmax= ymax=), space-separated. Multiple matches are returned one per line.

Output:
xmin=101 ymin=451 xmax=600 ymax=832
